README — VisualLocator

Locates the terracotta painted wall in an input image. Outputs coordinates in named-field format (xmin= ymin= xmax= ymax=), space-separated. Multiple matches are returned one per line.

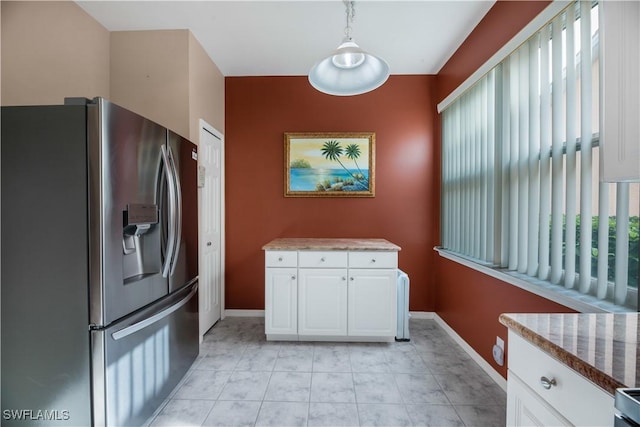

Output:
xmin=434 ymin=0 xmax=574 ymax=379
xmin=225 ymin=75 xmax=437 ymax=312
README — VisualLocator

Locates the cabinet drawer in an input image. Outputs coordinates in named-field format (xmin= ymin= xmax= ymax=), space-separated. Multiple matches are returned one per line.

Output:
xmin=508 ymin=331 xmax=613 ymax=426
xmin=265 ymin=251 xmax=298 ymax=267
xmin=349 ymin=251 xmax=397 ymax=269
xmin=299 ymin=251 xmax=347 ymax=268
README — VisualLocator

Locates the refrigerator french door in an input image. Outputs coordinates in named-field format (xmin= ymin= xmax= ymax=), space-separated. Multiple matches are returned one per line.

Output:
xmin=1 ymin=97 xmax=199 ymax=426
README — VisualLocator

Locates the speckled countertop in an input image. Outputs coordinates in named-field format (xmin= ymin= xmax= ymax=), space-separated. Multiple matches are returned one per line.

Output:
xmin=500 ymin=312 xmax=640 ymax=395
xmin=262 ymin=238 xmax=401 ymax=251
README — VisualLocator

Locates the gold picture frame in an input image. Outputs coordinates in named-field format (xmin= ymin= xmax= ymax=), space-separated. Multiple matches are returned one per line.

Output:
xmin=284 ymin=132 xmax=375 ymax=197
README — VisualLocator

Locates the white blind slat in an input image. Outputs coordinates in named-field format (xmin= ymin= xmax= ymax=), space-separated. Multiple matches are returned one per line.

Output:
xmin=550 ymin=15 xmax=565 ymax=285
xmin=501 ymin=63 xmax=511 ymax=268
xmin=509 ymin=53 xmax=520 ymax=271
xmin=528 ymin=33 xmax=541 ymax=278
xmin=615 ymin=183 xmax=630 ymax=305
xmin=578 ymin=0 xmax=593 ymax=294
xmin=487 ymin=69 xmax=497 ymax=264
xmin=481 ymin=77 xmax=489 ymax=261
xmin=539 ymin=23 xmax=552 ymax=282
xmin=565 ymin=4 xmax=578 ymax=290
xmin=518 ymin=43 xmax=530 ymax=274
xmin=597 ymin=182 xmax=610 ymax=299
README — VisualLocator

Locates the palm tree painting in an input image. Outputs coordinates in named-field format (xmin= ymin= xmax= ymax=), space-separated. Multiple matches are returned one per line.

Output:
xmin=284 ymin=132 xmax=375 ymax=197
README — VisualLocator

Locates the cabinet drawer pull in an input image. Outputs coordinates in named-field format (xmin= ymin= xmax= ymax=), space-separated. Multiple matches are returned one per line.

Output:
xmin=540 ymin=376 xmax=556 ymax=390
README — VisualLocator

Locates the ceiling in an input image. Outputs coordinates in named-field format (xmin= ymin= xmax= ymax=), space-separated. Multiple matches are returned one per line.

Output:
xmin=76 ymin=1 xmax=495 ymax=77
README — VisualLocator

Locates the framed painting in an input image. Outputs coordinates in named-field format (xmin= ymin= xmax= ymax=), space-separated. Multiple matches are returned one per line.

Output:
xmin=284 ymin=132 xmax=375 ymax=197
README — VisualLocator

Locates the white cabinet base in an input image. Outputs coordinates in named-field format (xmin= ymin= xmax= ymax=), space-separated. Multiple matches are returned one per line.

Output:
xmin=266 ymin=334 xmax=299 ymax=341
xmin=299 ymin=335 xmax=395 ymax=342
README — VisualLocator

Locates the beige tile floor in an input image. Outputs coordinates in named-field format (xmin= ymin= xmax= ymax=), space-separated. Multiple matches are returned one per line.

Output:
xmin=149 ymin=317 xmax=506 ymax=427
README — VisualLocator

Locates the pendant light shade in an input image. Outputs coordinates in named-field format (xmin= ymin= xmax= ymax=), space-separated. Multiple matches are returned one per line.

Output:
xmin=308 ymin=1 xmax=389 ymax=96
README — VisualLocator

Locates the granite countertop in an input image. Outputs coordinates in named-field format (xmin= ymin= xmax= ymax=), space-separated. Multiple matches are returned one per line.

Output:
xmin=262 ymin=238 xmax=401 ymax=251
xmin=500 ymin=312 xmax=640 ymax=395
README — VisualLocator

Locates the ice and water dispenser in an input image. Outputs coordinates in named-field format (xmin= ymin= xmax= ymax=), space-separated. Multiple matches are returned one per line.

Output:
xmin=122 ymin=203 xmax=161 ymax=284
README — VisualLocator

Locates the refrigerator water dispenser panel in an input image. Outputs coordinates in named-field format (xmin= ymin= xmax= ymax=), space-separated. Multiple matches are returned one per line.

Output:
xmin=123 ymin=204 xmax=158 ymax=236
xmin=122 ymin=203 xmax=161 ymax=283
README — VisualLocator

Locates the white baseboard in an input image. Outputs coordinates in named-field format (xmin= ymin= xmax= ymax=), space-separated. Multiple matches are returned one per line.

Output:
xmin=433 ymin=314 xmax=507 ymax=392
xmin=224 ymin=309 xmax=265 ymax=317
xmin=409 ymin=311 xmax=435 ymax=319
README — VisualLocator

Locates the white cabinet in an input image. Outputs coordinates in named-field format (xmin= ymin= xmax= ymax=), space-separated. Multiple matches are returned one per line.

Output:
xmin=507 ymin=373 xmax=571 ymax=426
xmin=506 ymin=331 xmax=614 ymax=427
xmin=265 ymin=251 xmax=298 ymax=338
xmin=265 ymin=267 xmax=297 ymax=337
xmin=298 ymin=268 xmax=347 ymax=336
xmin=348 ymin=269 xmax=397 ymax=337
xmin=264 ymin=247 xmax=398 ymax=341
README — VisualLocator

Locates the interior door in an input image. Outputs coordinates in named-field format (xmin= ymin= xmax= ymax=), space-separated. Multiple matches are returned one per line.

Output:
xmin=198 ymin=121 xmax=223 ymax=337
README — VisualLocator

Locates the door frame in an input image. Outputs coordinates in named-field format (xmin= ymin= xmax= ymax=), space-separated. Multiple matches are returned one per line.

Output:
xmin=198 ymin=119 xmax=225 ymax=324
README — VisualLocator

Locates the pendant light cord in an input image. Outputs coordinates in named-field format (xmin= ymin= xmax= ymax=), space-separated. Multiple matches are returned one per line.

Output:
xmin=344 ymin=1 xmax=355 ymax=40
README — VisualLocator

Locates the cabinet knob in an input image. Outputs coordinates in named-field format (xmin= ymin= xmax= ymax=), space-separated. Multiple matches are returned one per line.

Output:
xmin=371 ymin=258 xmax=376 ymax=263
xmin=278 ymin=257 xmax=283 ymax=261
xmin=539 ymin=376 xmax=556 ymax=390
xmin=342 ymin=277 xmax=346 ymax=281
xmin=207 ymin=242 xmax=212 ymax=246
xmin=320 ymin=257 xmax=326 ymax=262
xmin=291 ymin=275 xmax=296 ymax=280
xmin=350 ymin=277 xmax=354 ymax=281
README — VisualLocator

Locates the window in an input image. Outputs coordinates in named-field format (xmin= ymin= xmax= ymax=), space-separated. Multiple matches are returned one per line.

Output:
xmin=440 ymin=0 xmax=640 ymax=311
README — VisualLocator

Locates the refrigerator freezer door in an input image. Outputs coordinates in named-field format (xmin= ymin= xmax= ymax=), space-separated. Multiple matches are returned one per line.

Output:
xmin=167 ymin=131 xmax=199 ymax=293
xmin=1 ymin=105 xmax=92 ymax=426
xmin=88 ymin=98 xmax=170 ymax=327
xmin=91 ymin=283 xmax=199 ymax=427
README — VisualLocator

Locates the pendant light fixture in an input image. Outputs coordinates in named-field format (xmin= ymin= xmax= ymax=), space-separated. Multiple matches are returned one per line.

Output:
xmin=308 ymin=1 xmax=390 ymax=96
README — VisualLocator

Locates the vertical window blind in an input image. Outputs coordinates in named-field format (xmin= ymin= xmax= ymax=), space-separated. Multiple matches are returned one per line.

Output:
xmin=441 ymin=0 xmax=640 ymax=310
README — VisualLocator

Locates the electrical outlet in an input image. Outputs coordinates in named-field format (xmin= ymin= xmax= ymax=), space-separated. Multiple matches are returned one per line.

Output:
xmin=492 ymin=336 xmax=505 ymax=366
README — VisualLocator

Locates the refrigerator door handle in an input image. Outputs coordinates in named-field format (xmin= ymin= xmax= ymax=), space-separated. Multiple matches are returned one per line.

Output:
xmin=161 ymin=145 xmax=177 ymax=278
xmin=168 ymin=146 xmax=182 ymax=276
xmin=111 ymin=284 xmax=197 ymax=341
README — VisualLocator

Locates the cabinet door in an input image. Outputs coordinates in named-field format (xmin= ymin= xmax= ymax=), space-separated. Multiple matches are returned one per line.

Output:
xmin=507 ymin=371 xmax=571 ymax=427
xmin=265 ymin=267 xmax=297 ymax=336
xmin=348 ymin=269 xmax=397 ymax=337
xmin=298 ymin=268 xmax=348 ymax=336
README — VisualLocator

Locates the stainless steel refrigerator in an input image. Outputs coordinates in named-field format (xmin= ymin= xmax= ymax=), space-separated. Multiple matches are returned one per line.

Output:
xmin=1 ymin=97 xmax=199 ymax=426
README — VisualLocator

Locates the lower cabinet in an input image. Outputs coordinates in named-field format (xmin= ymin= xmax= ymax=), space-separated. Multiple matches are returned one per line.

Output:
xmin=264 ymin=249 xmax=398 ymax=341
xmin=506 ymin=331 xmax=614 ymax=427
xmin=507 ymin=371 xmax=571 ymax=426
xmin=298 ymin=268 xmax=347 ymax=336
xmin=264 ymin=267 xmax=297 ymax=337
xmin=348 ymin=269 xmax=397 ymax=337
